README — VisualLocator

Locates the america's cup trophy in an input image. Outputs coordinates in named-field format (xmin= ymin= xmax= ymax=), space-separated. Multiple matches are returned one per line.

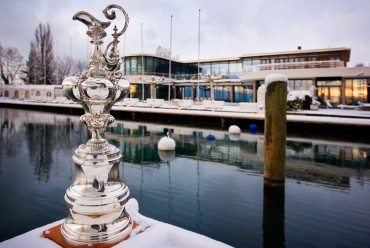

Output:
xmin=61 ymin=4 xmax=132 ymax=245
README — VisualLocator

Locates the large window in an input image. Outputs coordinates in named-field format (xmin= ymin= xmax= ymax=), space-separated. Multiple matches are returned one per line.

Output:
xmin=317 ymin=80 xmax=342 ymax=105
xmin=234 ymin=85 xmax=253 ymax=102
xmin=345 ymin=79 xmax=368 ymax=104
xmin=214 ymin=86 xmax=231 ymax=102
xmin=229 ymin=62 xmax=242 ymax=78
xmin=219 ymin=62 xmax=228 ymax=76
xmin=288 ymin=80 xmax=313 ymax=90
xmin=242 ymin=58 xmax=260 ymax=72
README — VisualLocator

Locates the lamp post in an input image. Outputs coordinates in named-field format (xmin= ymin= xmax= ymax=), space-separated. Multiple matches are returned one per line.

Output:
xmin=61 ymin=4 xmax=132 ymax=245
xmin=168 ymin=15 xmax=173 ymax=102
xmin=197 ymin=9 xmax=201 ymax=103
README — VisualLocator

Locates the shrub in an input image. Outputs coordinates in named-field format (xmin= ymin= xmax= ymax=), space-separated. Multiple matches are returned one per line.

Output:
xmin=287 ymin=97 xmax=304 ymax=111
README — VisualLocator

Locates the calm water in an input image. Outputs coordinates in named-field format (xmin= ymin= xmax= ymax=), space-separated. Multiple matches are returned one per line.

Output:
xmin=0 ymin=107 xmax=369 ymax=248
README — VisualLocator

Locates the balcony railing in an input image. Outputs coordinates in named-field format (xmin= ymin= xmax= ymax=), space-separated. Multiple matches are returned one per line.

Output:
xmin=243 ymin=60 xmax=344 ymax=72
xmin=127 ymin=72 xmax=241 ymax=80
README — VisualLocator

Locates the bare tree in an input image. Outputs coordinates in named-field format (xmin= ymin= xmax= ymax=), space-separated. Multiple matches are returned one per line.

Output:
xmin=75 ymin=60 xmax=88 ymax=76
xmin=156 ymin=45 xmax=179 ymax=60
xmin=0 ymin=46 xmax=24 ymax=84
xmin=25 ymin=23 xmax=56 ymax=84
xmin=54 ymin=57 xmax=88 ymax=84
xmin=0 ymin=43 xmax=6 ymax=84
xmin=55 ymin=56 xmax=75 ymax=84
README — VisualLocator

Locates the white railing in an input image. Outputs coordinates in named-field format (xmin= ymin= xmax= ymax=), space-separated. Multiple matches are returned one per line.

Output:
xmin=243 ymin=60 xmax=344 ymax=72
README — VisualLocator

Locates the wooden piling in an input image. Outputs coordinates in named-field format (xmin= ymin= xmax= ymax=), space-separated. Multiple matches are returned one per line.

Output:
xmin=264 ymin=74 xmax=288 ymax=189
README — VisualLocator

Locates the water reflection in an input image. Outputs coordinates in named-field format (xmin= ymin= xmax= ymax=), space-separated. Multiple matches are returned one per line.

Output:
xmin=1 ymin=108 xmax=370 ymax=247
xmin=263 ymin=188 xmax=285 ymax=248
xmin=0 ymin=109 xmax=88 ymax=181
xmin=1 ymin=107 xmax=368 ymax=183
xmin=106 ymin=120 xmax=370 ymax=189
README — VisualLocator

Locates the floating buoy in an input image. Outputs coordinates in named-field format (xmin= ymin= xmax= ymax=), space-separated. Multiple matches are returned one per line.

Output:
xmin=158 ymin=132 xmax=176 ymax=151
xmin=206 ymin=134 xmax=216 ymax=141
xmin=228 ymin=125 xmax=241 ymax=134
xmin=250 ymin=124 xmax=257 ymax=134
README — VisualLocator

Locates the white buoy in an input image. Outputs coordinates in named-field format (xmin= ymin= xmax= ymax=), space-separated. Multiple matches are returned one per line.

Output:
xmin=228 ymin=125 xmax=241 ymax=134
xmin=158 ymin=132 xmax=176 ymax=151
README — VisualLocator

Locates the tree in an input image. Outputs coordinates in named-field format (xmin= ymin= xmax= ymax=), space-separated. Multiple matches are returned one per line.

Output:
xmin=75 ymin=60 xmax=88 ymax=76
xmin=156 ymin=46 xmax=179 ymax=60
xmin=25 ymin=23 xmax=56 ymax=84
xmin=55 ymin=56 xmax=75 ymax=85
xmin=0 ymin=44 xmax=24 ymax=84
xmin=54 ymin=57 xmax=88 ymax=84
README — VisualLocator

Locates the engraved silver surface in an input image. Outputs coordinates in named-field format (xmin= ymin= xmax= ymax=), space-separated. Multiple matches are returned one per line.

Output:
xmin=61 ymin=4 xmax=132 ymax=245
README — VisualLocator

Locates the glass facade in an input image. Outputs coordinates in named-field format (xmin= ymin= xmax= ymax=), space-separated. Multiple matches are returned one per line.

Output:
xmin=124 ymin=49 xmax=347 ymax=79
xmin=198 ymin=61 xmax=242 ymax=79
xmin=124 ymin=56 xmax=198 ymax=78
xmin=123 ymin=48 xmax=359 ymax=103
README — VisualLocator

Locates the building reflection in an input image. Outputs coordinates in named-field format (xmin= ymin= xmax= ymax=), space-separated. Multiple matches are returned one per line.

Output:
xmin=0 ymin=107 xmax=369 ymax=186
xmin=107 ymin=120 xmax=370 ymax=188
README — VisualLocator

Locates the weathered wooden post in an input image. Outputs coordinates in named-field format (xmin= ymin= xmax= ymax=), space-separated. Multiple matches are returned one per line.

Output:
xmin=264 ymin=74 xmax=288 ymax=189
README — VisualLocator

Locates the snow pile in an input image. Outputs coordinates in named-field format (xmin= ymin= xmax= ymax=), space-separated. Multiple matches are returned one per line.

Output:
xmin=287 ymin=90 xmax=310 ymax=101
xmin=265 ymin=73 xmax=288 ymax=85
xmin=118 ymin=198 xmax=232 ymax=248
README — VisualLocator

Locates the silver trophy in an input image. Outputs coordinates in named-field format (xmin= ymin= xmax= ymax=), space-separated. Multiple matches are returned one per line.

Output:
xmin=61 ymin=4 xmax=132 ymax=245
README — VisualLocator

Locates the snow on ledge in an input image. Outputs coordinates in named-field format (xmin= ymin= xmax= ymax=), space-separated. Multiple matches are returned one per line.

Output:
xmin=121 ymin=198 xmax=232 ymax=248
xmin=265 ymin=73 xmax=288 ymax=85
xmin=0 ymin=198 xmax=232 ymax=248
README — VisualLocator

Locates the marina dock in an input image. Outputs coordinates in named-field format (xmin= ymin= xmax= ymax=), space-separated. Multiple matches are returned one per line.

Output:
xmin=1 ymin=98 xmax=370 ymax=142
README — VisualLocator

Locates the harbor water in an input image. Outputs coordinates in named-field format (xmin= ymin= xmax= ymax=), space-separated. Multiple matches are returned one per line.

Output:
xmin=0 ymin=107 xmax=369 ymax=248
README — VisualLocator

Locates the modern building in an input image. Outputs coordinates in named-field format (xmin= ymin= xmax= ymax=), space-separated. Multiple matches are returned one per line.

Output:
xmin=123 ymin=47 xmax=369 ymax=106
xmin=1 ymin=47 xmax=369 ymax=106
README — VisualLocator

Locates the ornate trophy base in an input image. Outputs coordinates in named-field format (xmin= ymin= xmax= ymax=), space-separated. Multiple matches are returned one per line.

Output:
xmin=61 ymin=138 xmax=132 ymax=244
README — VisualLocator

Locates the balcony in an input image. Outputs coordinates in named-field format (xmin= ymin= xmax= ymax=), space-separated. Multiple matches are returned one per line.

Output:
xmin=243 ymin=60 xmax=344 ymax=72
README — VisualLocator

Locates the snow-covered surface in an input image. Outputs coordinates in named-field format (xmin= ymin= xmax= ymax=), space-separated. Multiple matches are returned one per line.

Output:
xmin=0 ymin=199 xmax=231 ymax=248
xmin=265 ymin=73 xmax=288 ymax=85
xmin=287 ymin=90 xmax=311 ymax=101
xmin=1 ymin=97 xmax=370 ymax=126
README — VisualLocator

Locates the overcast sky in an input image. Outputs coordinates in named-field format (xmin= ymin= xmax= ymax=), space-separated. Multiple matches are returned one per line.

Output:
xmin=1 ymin=0 xmax=369 ymax=67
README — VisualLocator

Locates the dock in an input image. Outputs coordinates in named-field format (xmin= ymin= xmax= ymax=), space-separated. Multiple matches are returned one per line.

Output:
xmin=1 ymin=98 xmax=370 ymax=142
